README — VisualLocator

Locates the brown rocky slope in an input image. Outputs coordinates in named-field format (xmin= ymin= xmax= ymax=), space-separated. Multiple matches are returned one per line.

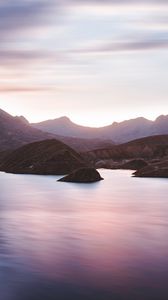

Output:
xmin=0 ymin=139 xmax=87 ymax=175
xmin=83 ymin=135 xmax=168 ymax=162
xmin=134 ymin=160 xmax=168 ymax=178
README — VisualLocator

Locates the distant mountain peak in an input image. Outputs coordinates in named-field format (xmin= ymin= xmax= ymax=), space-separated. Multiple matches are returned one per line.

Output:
xmin=0 ymin=108 xmax=55 ymax=151
xmin=14 ymin=115 xmax=29 ymax=124
xmin=155 ymin=115 xmax=168 ymax=122
xmin=1 ymin=107 xmax=168 ymax=149
xmin=32 ymin=113 xmax=168 ymax=143
xmin=0 ymin=107 xmax=114 ymax=152
xmin=58 ymin=116 xmax=71 ymax=122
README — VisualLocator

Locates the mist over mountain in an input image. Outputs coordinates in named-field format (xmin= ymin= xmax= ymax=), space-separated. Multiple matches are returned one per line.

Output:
xmin=32 ymin=115 xmax=168 ymax=143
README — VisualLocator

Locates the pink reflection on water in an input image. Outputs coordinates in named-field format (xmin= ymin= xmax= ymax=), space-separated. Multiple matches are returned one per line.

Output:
xmin=1 ymin=170 xmax=168 ymax=292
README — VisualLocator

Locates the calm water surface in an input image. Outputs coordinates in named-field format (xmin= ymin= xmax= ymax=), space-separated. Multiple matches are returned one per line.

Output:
xmin=0 ymin=170 xmax=168 ymax=300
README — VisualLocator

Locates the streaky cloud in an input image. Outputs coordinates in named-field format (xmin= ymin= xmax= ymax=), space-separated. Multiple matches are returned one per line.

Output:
xmin=0 ymin=0 xmax=59 ymax=37
xmin=70 ymin=38 xmax=168 ymax=54
xmin=0 ymin=49 xmax=65 ymax=67
xmin=0 ymin=86 xmax=51 ymax=93
xmin=70 ymin=0 xmax=168 ymax=6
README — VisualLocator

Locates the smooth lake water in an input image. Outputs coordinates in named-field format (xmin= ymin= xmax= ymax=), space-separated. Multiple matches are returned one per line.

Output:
xmin=0 ymin=169 xmax=168 ymax=300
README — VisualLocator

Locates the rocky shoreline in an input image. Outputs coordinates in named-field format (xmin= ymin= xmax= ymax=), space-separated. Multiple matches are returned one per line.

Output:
xmin=93 ymin=158 xmax=168 ymax=178
xmin=0 ymin=135 xmax=168 ymax=179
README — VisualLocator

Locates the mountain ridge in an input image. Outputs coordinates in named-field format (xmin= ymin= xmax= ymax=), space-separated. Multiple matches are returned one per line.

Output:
xmin=0 ymin=108 xmax=114 ymax=152
xmin=0 ymin=108 xmax=55 ymax=151
xmin=1 ymin=107 xmax=168 ymax=152
xmin=32 ymin=114 xmax=168 ymax=143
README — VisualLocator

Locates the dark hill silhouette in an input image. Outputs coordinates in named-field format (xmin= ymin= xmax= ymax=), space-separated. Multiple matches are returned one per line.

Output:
xmin=0 ymin=139 xmax=86 ymax=175
xmin=32 ymin=115 xmax=168 ymax=143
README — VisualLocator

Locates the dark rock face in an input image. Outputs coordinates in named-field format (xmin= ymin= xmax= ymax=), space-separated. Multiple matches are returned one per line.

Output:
xmin=0 ymin=139 xmax=87 ymax=175
xmin=94 ymin=158 xmax=148 ymax=170
xmin=134 ymin=160 xmax=168 ymax=178
xmin=58 ymin=167 xmax=103 ymax=183
xmin=83 ymin=135 xmax=168 ymax=163
xmin=120 ymin=159 xmax=148 ymax=170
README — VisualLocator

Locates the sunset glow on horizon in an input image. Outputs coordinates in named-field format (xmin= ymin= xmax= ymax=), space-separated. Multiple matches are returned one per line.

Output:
xmin=0 ymin=0 xmax=168 ymax=126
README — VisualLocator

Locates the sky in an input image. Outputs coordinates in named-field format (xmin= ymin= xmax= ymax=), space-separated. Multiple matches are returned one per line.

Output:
xmin=0 ymin=0 xmax=168 ymax=127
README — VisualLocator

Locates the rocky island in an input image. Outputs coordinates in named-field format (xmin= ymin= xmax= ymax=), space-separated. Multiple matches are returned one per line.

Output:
xmin=58 ymin=167 xmax=103 ymax=183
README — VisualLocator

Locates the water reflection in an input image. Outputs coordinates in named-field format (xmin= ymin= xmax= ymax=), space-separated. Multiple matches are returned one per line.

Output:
xmin=0 ymin=170 xmax=168 ymax=300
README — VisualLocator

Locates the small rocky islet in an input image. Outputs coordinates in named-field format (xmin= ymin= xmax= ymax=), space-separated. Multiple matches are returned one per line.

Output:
xmin=58 ymin=167 xmax=104 ymax=183
xmin=0 ymin=139 xmax=104 ymax=182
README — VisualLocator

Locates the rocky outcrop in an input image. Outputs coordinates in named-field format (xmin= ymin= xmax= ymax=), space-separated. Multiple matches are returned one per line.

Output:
xmin=58 ymin=167 xmax=103 ymax=183
xmin=0 ymin=139 xmax=87 ymax=175
xmin=95 ymin=158 xmax=148 ymax=170
xmin=134 ymin=160 xmax=168 ymax=178
xmin=83 ymin=135 xmax=168 ymax=163
xmin=120 ymin=159 xmax=148 ymax=170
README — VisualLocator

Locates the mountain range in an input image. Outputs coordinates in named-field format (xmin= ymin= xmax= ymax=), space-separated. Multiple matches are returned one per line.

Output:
xmin=32 ymin=115 xmax=168 ymax=143
xmin=0 ymin=108 xmax=114 ymax=152
xmin=1 ymin=108 xmax=168 ymax=154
